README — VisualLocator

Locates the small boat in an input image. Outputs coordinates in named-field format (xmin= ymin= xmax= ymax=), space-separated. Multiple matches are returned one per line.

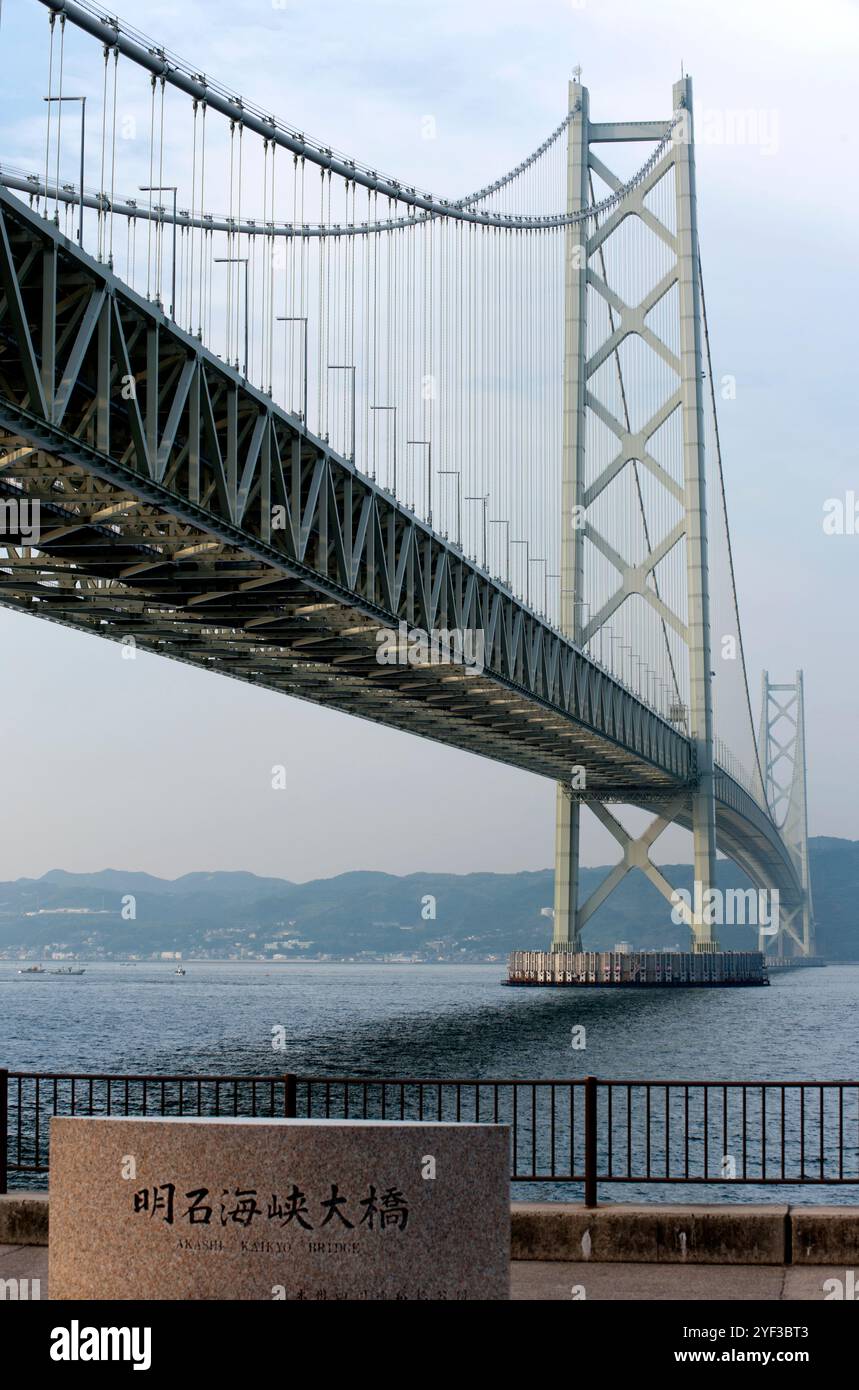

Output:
xmin=50 ymin=966 xmax=86 ymax=975
xmin=174 ymin=966 xmax=186 ymax=975
xmin=18 ymin=964 xmax=46 ymax=974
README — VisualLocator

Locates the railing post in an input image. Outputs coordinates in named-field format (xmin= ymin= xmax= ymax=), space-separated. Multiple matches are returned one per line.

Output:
xmin=283 ymin=1073 xmax=297 ymax=1119
xmin=0 ymin=1069 xmax=8 ymax=1195
xmin=584 ymin=1074 xmax=597 ymax=1208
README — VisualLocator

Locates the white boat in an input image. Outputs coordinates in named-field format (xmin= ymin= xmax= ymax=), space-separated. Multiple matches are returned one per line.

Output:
xmin=50 ymin=966 xmax=86 ymax=975
xmin=174 ymin=966 xmax=186 ymax=975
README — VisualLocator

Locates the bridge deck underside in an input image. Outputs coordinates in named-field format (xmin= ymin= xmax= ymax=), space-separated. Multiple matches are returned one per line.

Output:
xmin=0 ymin=435 xmax=683 ymax=791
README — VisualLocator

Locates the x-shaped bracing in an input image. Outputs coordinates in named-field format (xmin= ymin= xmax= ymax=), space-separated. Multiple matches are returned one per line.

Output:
xmin=579 ymin=145 xmax=689 ymax=654
xmin=576 ymin=795 xmax=692 ymax=932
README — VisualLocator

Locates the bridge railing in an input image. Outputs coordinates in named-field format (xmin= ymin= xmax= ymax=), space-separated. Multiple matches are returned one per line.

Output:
xmin=714 ymin=738 xmax=768 ymax=812
xmin=3 ymin=1070 xmax=858 ymax=1204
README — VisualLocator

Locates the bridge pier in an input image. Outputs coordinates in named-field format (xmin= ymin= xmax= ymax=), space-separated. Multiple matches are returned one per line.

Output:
xmin=551 ymin=788 xmax=581 ymax=952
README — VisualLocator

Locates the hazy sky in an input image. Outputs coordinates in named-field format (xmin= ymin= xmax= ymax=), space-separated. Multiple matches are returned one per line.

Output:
xmin=1 ymin=0 xmax=857 ymax=882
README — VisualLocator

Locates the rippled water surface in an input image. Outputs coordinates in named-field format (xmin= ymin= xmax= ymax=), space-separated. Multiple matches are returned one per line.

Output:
xmin=4 ymin=962 xmax=857 ymax=1201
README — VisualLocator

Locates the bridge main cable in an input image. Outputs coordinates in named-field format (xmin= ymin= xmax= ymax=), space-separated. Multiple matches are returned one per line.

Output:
xmin=36 ymin=0 xmax=676 ymax=233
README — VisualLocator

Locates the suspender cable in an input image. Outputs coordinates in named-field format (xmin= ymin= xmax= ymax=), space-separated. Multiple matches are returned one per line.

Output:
xmin=54 ymin=14 xmax=65 ymax=224
xmin=196 ymin=102 xmax=206 ymax=340
xmin=44 ymin=13 xmax=55 ymax=219
xmin=156 ymin=75 xmax=166 ymax=303
xmin=146 ymin=76 xmax=156 ymax=298
xmin=98 ymin=44 xmax=108 ymax=258
xmin=109 ymin=45 xmax=118 ymax=264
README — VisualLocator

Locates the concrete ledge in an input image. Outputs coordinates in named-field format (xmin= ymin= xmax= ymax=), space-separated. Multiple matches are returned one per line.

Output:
xmin=513 ymin=1202 xmax=659 ymax=1262
xmin=791 ymin=1206 xmax=859 ymax=1265
xmin=512 ymin=1203 xmax=789 ymax=1264
xmin=0 ymin=1193 xmax=49 ymax=1246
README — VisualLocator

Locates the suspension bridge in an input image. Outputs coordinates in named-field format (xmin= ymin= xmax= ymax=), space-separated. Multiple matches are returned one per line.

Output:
xmin=0 ymin=0 xmax=813 ymax=963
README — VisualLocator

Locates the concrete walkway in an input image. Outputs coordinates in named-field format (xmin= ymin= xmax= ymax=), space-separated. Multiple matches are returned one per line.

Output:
xmin=511 ymin=1260 xmax=843 ymax=1300
xmin=0 ymin=1244 xmax=845 ymax=1300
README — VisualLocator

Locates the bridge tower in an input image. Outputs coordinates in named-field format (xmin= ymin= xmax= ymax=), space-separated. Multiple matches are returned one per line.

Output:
xmin=552 ymin=75 xmax=719 ymax=955
xmin=758 ymin=672 xmax=815 ymax=957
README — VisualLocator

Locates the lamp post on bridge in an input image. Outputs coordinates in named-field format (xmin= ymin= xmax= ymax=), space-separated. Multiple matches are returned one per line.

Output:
xmin=328 ymin=365 xmax=356 ymax=463
xmin=214 ymin=255 xmax=249 ymax=379
xmin=510 ymin=539 xmax=530 ymax=605
xmin=634 ymin=655 xmax=648 ymax=700
xmin=276 ymin=316 xmax=308 ymax=429
xmin=139 ymin=184 xmax=177 ymax=319
xmin=548 ymin=574 xmax=560 ymax=628
xmin=406 ymin=440 xmax=432 ymax=525
xmin=615 ymin=642 xmax=628 ymax=686
xmin=567 ymin=595 xmax=589 ymax=650
xmin=464 ymin=494 xmax=489 ymax=568
xmin=370 ymin=405 xmax=397 ymax=492
xmin=602 ymin=624 xmax=617 ymax=677
xmin=438 ymin=470 xmax=462 ymax=549
xmin=43 ymin=95 xmax=85 ymax=245
xmin=529 ymin=557 xmax=547 ymax=616
xmin=609 ymin=634 xmax=624 ymax=682
xmin=489 ymin=519 xmax=510 ymax=586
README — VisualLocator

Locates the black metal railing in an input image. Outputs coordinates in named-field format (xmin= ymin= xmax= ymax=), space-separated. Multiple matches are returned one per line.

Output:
xmin=3 ymin=1069 xmax=858 ymax=1205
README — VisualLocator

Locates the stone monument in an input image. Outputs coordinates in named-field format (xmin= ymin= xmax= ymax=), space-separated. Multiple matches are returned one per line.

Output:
xmin=49 ymin=1115 xmax=510 ymax=1300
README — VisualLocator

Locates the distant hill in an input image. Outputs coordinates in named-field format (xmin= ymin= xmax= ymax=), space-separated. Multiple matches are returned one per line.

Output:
xmin=0 ymin=836 xmax=854 ymax=959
